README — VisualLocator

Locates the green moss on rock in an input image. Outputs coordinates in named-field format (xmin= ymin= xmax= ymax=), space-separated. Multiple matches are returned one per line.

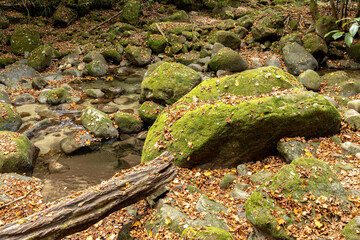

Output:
xmin=47 ymin=88 xmax=69 ymax=105
xmin=141 ymin=91 xmax=341 ymax=168
xmin=80 ymin=107 xmax=118 ymax=138
xmin=0 ymin=103 xmax=22 ymax=132
xmin=245 ymin=158 xmax=351 ymax=239
xmin=28 ymin=45 xmax=53 ymax=72
xmin=148 ymin=34 xmax=168 ymax=54
xmin=119 ymin=0 xmax=140 ymax=25
xmin=114 ymin=112 xmax=143 ymax=133
xmin=139 ymin=101 xmax=164 ymax=125
xmin=181 ymin=227 xmax=233 ymax=240
xmin=180 ymin=67 xmax=302 ymax=103
xmin=140 ymin=62 xmax=202 ymax=105
xmin=0 ymin=131 xmax=36 ymax=174
xmin=10 ymin=25 xmax=41 ymax=55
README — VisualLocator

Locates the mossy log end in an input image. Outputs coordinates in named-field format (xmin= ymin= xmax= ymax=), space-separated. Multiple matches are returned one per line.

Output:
xmin=0 ymin=152 xmax=176 ymax=240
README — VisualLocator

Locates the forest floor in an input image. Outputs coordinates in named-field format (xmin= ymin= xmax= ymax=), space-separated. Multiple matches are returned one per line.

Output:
xmin=0 ymin=1 xmax=360 ymax=239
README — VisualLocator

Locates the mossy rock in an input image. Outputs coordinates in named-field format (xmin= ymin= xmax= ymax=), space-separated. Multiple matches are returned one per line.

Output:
xmin=85 ymin=60 xmax=108 ymax=77
xmin=341 ymin=216 xmax=360 ymax=240
xmin=180 ymin=67 xmax=302 ymax=103
xmin=80 ymin=106 xmax=118 ymax=138
xmin=148 ymin=34 xmax=168 ymax=54
xmin=302 ymin=33 xmax=328 ymax=58
xmin=181 ymin=227 xmax=233 ymax=240
xmin=10 ymin=25 xmax=41 ymax=55
xmin=0 ymin=131 xmax=37 ymax=174
xmin=53 ymin=4 xmax=78 ymax=28
xmin=109 ymin=22 xmax=136 ymax=35
xmin=251 ymin=15 xmax=284 ymax=42
xmin=174 ymin=52 xmax=200 ymax=65
xmin=119 ymin=0 xmax=140 ymax=25
xmin=139 ymin=101 xmax=164 ymax=125
xmin=215 ymin=30 xmax=241 ymax=50
xmin=315 ymin=16 xmax=337 ymax=41
xmin=245 ymin=158 xmax=351 ymax=239
xmin=164 ymin=10 xmax=189 ymax=22
xmin=140 ymin=62 xmax=202 ymax=105
xmin=0 ymin=55 xmax=16 ymax=68
xmin=47 ymin=88 xmax=69 ymax=105
xmin=101 ymin=49 xmax=122 ymax=63
xmin=0 ymin=103 xmax=22 ymax=132
xmin=114 ymin=112 xmax=143 ymax=133
xmin=141 ymin=91 xmax=341 ymax=168
xmin=208 ymin=47 xmax=248 ymax=72
xmin=148 ymin=22 xmax=194 ymax=35
xmin=347 ymin=42 xmax=360 ymax=63
xmin=279 ymin=33 xmax=302 ymax=52
xmin=0 ymin=15 xmax=10 ymax=29
xmin=125 ymin=45 xmax=152 ymax=66
xmin=28 ymin=45 xmax=53 ymax=72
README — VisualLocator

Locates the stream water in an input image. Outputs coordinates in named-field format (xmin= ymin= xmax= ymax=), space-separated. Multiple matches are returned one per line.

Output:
xmin=29 ymin=67 xmax=146 ymax=202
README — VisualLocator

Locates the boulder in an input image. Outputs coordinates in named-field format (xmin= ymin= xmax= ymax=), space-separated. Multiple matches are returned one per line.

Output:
xmin=101 ymin=49 xmax=122 ymax=64
xmin=282 ymin=42 xmax=318 ymax=75
xmin=251 ymin=15 xmax=284 ymax=42
xmin=27 ymin=45 xmax=53 ymax=72
xmin=302 ymin=33 xmax=328 ymax=59
xmin=214 ymin=30 xmax=241 ymax=50
xmin=85 ymin=60 xmax=108 ymax=77
xmin=10 ymin=25 xmax=41 ymax=55
xmin=347 ymin=42 xmax=360 ymax=63
xmin=53 ymin=4 xmax=78 ymax=28
xmin=141 ymin=91 xmax=341 ymax=168
xmin=181 ymin=227 xmax=233 ymax=240
xmin=315 ymin=16 xmax=337 ymax=41
xmin=47 ymin=88 xmax=69 ymax=105
xmin=279 ymin=33 xmax=302 ymax=52
xmin=86 ymin=89 xmax=104 ymax=98
xmin=0 ymin=131 xmax=37 ymax=174
xmin=119 ymin=0 xmax=140 ymax=25
xmin=0 ymin=91 xmax=11 ymax=104
xmin=148 ymin=34 xmax=168 ymax=54
xmin=0 ymin=65 xmax=36 ymax=89
xmin=174 ymin=52 xmax=200 ymax=66
xmin=148 ymin=22 xmax=194 ymax=35
xmin=297 ymin=69 xmax=321 ymax=91
xmin=180 ymin=67 xmax=302 ymax=103
xmin=237 ymin=15 xmax=253 ymax=29
xmin=245 ymin=158 xmax=351 ymax=239
xmin=125 ymin=45 xmax=152 ymax=66
xmin=208 ymin=47 xmax=248 ymax=72
xmin=80 ymin=107 xmax=118 ymax=138
xmin=14 ymin=93 xmax=36 ymax=106
xmin=83 ymin=51 xmax=106 ymax=63
xmin=164 ymin=10 xmax=189 ymax=22
xmin=140 ymin=62 xmax=202 ymax=105
xmin=0 ymin=55 xmax=16 ymax=68
xmin=60 ymin=131 xmax=94 ymax=154
xmin=342 ymin=216 xmax=360 ymax=240
xmin=139 ymin=101 xmax=164 ymax=125
xmin=113 ymin=112 xmax=143 ymax=133
xmin=0 ymin=103 xmax=22 ymax=132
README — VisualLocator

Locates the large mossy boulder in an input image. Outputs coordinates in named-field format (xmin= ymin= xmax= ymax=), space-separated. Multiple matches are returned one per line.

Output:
xmin=0 ymin=131 xmax=37 ymax=174
xmin=282 ymin=42 xmax=318 ymax=75
xmin=141 ymin=91 xmax=341 ymax=168
xmin=119 ymin=0 xmax=140 ymax=25
xmin=125 ymin=45 xmax=152 ymax=66
xmin=139 ymin=101 xmax=164 ymax=125
xmin=342 ymin=216 xmax=360 ymax=240
xmin=181 ymin=67 xmax=302 ymax=103
xmin=251 ymin=15 xmax=284 ymax=42
xmin=80 ymin=107 xmax=118 ymax=138
xmin=140 ymin=62 xmax=202 ymax=105
xmin=27 ymin=45 xmax=53 ymax=72
xmin=214 ymin=30 xmax=241 ymax=50
xmin=10 ymin=25 xmax=41 ymax=55
xmin=245 ymin=158 xmax=352 ymax=239
xmin=208 ymin=47 xmax=248 ymax=72
xmin=181 ymin=227 xmax=233 ymax=240
xmin=0 ymin=103 xmax=22 ymax=132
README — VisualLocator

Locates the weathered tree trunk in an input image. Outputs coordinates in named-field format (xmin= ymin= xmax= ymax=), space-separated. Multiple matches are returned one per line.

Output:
xmin=0 ymin=152 xmax=176 ymax=240
xmin=329 ymin=0 xmax=338 ymax=20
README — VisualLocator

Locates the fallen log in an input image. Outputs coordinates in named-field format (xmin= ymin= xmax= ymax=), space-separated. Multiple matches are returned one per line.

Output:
xmin=0 ymin=152 xmax=176 ymax=240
